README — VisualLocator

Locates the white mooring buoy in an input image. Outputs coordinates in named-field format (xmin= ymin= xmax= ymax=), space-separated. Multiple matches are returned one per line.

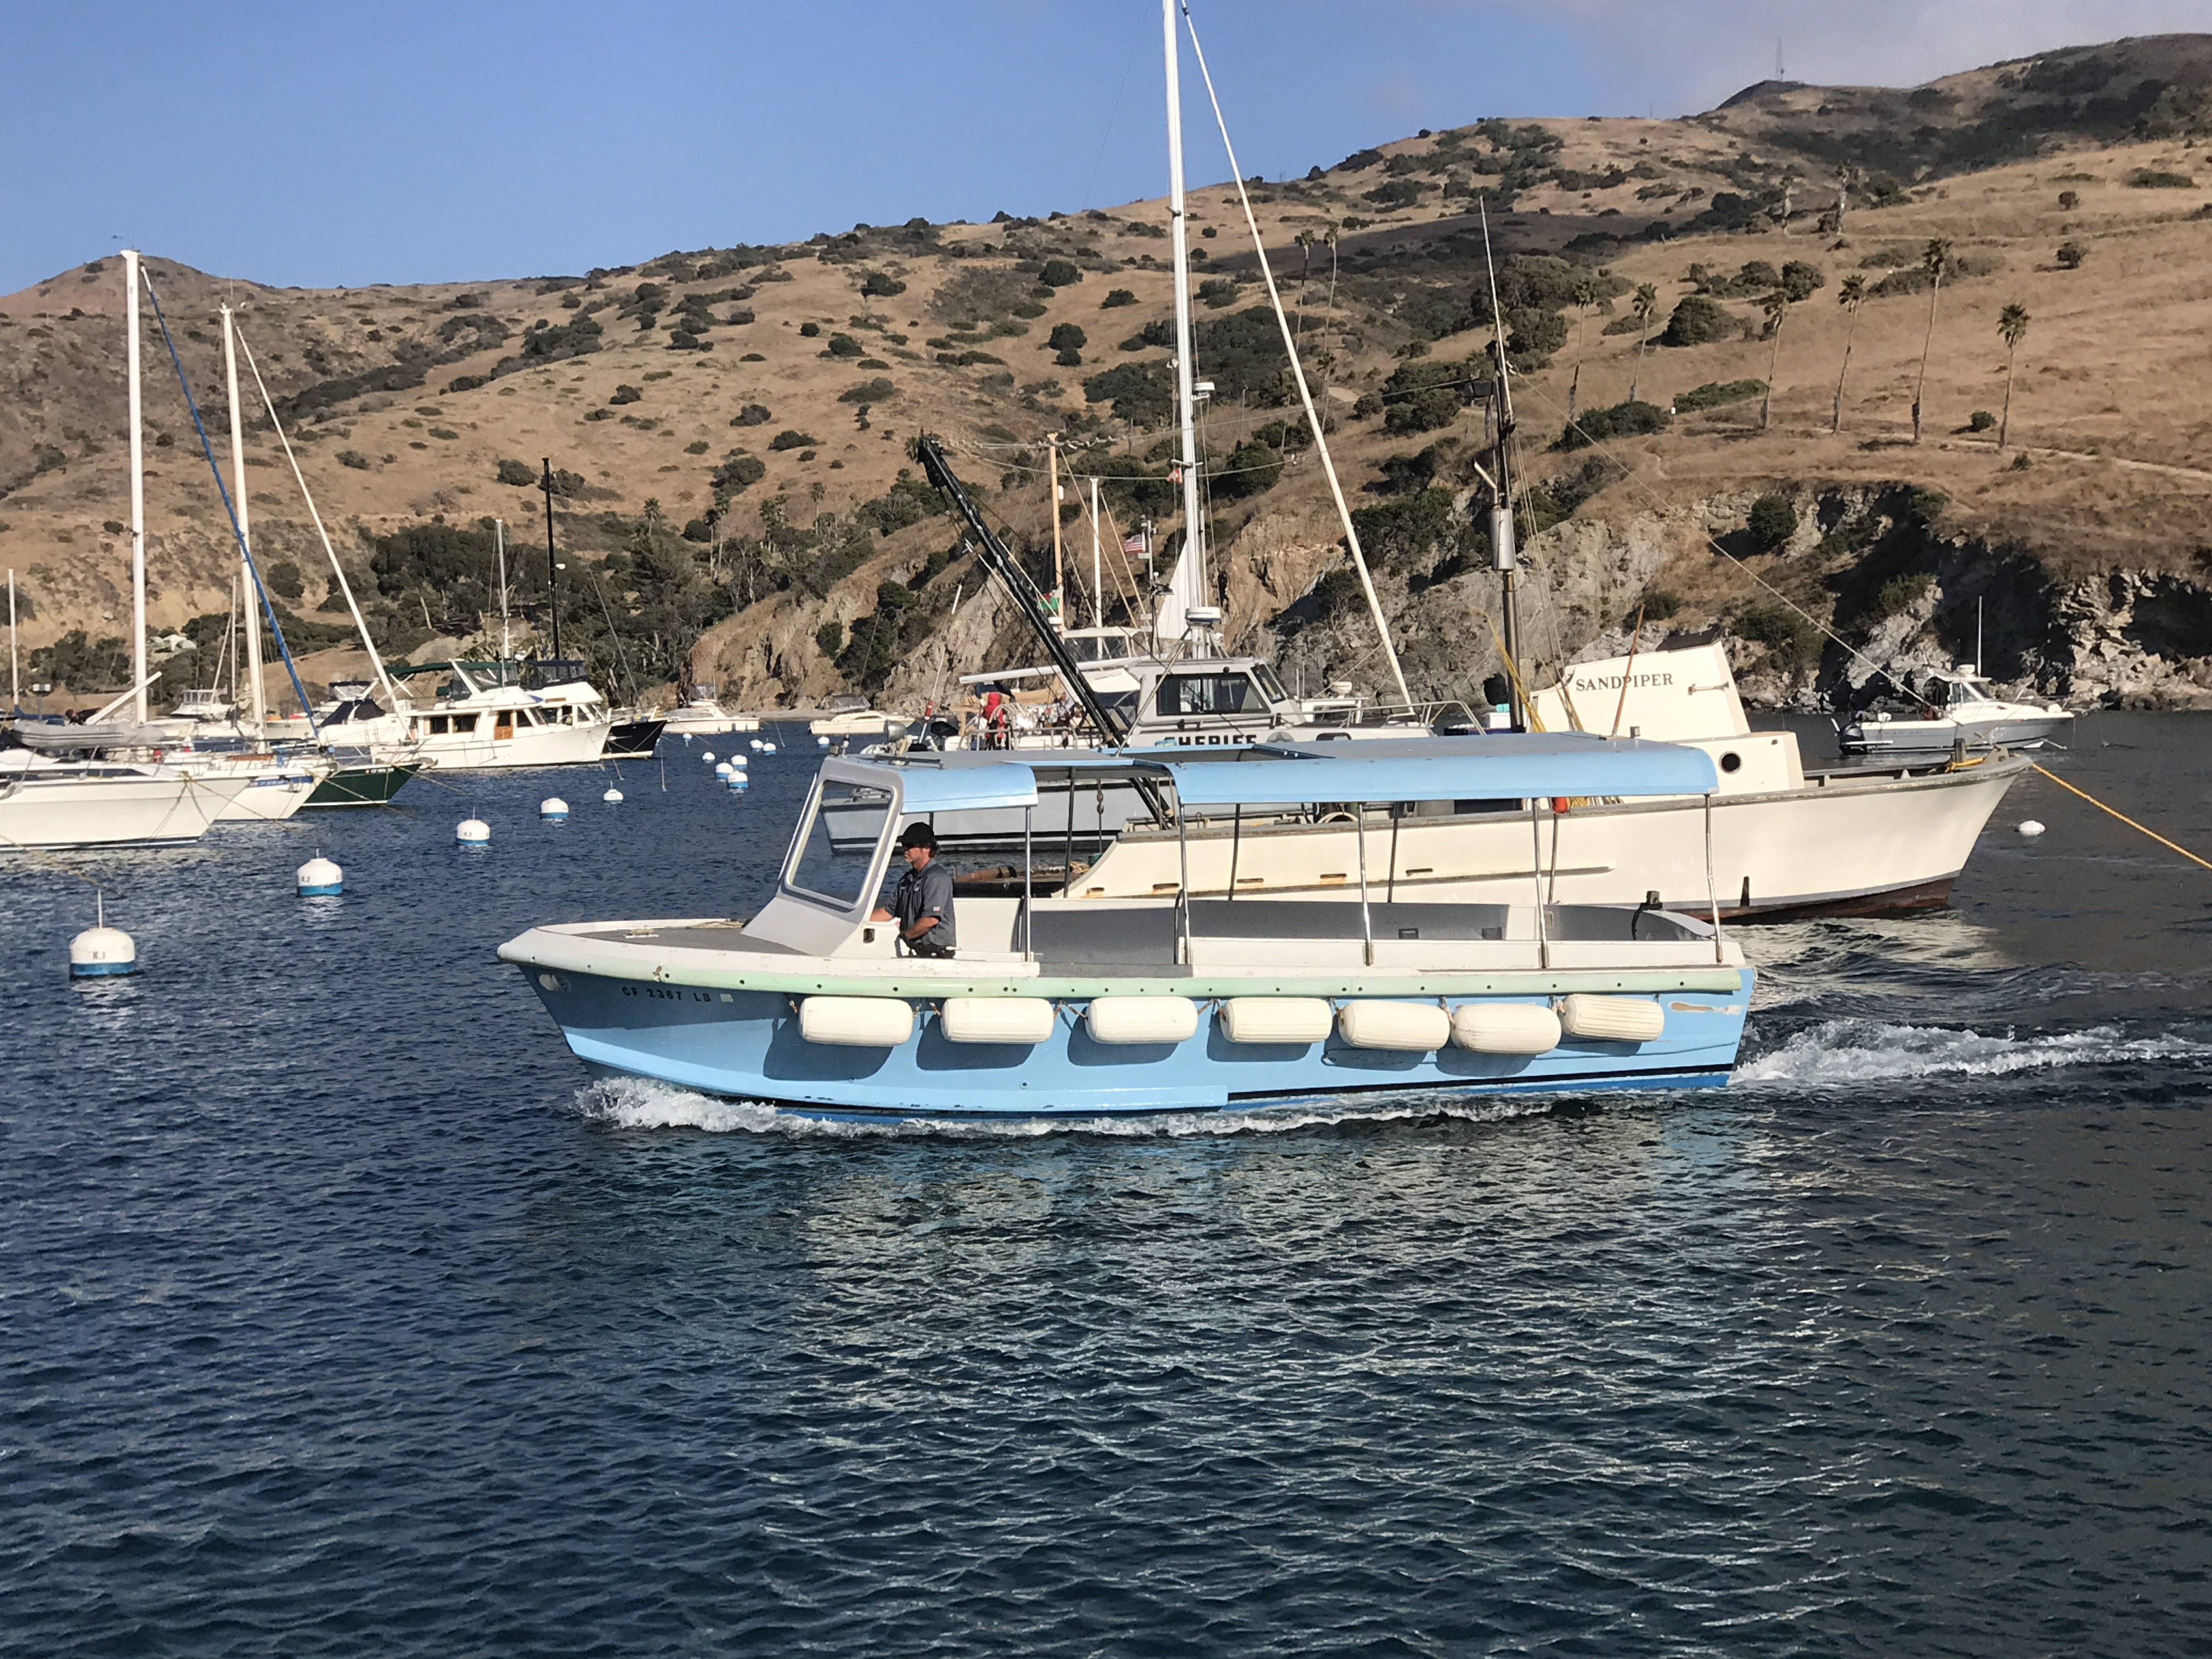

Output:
xmin=749 ymin=738 xmax=763 ymax=752
xmin=762 ymin=741 xmax=778 ymax=754
xmin=297 ymin=854 xmax=343 ymax=896
xmin=715 ymin=761 xmax=733 ymax=777
xmin=457 ymin=817 xmax=490 ymax=845
xmin=2018 ymin=819 xmax=2046 ymax=838
xmin=69 ymin=895 xmax=136 ymax=979
xmin=701 ymin=751 xmax=715 ymax=763
xmin=817 ymin=735 xmax=831 ymax=747
xmin=603 ymin=786 xmax=624 ymax=803
xmin=541 ymin=797 xmax=569 ymax=819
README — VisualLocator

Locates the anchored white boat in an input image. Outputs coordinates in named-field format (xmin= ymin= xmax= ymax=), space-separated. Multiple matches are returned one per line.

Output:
xmin=1009 ymin=643 xmax=2025 ymax=920
xmin=371 ymin=659 xmax=614 ymax=769
xmin=0 ymin=752 xmax=252 ymax=849
xmin=7 ymin=719 xmax=328 ymax=822
xmin=661 ymin=686 xmax=759 ymax=738
xmin=1841 ymin=665 xmax=2073 ymax=755
xmin=810 ymin=696 xmax=910 ymax=741
xmin=501 ymin=738 xmax=1752 ymax=1121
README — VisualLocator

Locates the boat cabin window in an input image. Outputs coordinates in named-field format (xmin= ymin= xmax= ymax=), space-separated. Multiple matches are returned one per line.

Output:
xmin=784 ymin=778 xmax=894 ymax=911
xmin=1158 ymin=673 xmax=1262 ymax=717
xmin=1945 ymin=679 xmax=1989 ymax=707
xmin=1252 ymin=664 xmax=1290 ymax=704
xmin=427 ymin=715 xmax=450 ymax=735
xmin=452 ymin=713 xmax=478 ymax=733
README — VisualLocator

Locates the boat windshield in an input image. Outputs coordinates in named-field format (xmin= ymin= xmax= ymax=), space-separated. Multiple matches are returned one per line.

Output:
xmin=1252 ymin=664 xmax=1290 ymax=705
xmin=1945 ymin=678 xmax=1991 ymax=707
xmin=785 ymin=778 xmax=894 ymax=909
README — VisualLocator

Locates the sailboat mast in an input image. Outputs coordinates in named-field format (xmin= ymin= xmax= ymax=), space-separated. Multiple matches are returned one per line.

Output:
xmin=1479 ymin=203 xmax=1523 ymax=731
xmin=123 ymin=250 xmax=148 ymax=724
xmin=1047 ymin=431 xmax=1064 ymax=631
xmin=1090 ymin=477 xmax=1103 ymax=629
xmin=496 ymin=518 xmax=510 ymax=658
xmin=1164 ymin=0 xmax=1205 ymax=644
xmin=7 ymin=568 xmax=16 ymax=712
xmin=539 ymin=458 xmax=562 ymax=661
xmin=221 ymin=305 xmax=267 ymax=736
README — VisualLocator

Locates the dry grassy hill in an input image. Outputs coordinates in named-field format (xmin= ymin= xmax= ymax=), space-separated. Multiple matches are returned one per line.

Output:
xmin=4 ymin=33 xmax=2211 ymax=713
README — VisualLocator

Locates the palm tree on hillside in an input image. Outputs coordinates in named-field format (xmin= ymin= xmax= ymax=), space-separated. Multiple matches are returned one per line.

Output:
xmin=1758 ymin=289 xmax=1791 ymax=432
xmin=1830 ymin=274 xmax=1867 ymax=432
xmin=1911 ymin=237 xmax=1953 ymax=443
xmin=1567 ymin=276 xmax=1597 ymax=419
xmin=1996 ymin=302 xmax=2030 ymax=451
xmin=1628 ymin=282 xmax=1659 ymax=405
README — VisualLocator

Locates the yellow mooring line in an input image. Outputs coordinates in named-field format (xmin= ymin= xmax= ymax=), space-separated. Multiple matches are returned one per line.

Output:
xmin=2030 ymin=761 xmax=2212 ymax=873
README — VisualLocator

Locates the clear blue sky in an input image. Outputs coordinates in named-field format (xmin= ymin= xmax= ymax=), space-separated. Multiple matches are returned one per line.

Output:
xmin=5 ymin=0 xmax=2193 ymax=294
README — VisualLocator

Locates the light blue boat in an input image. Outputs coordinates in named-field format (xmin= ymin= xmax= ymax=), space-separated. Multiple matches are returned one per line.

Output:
xmin=499 ymin=736 xmax=1756 ymax=1121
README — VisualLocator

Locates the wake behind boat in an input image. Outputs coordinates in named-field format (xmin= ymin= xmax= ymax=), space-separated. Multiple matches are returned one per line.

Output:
xmin=499 ymin=736 xmax=1753 ymax=1121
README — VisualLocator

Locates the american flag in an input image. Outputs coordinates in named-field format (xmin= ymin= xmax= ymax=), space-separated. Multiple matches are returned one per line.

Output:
xmin=1121 ymin=532 xmax=1148 ymax=555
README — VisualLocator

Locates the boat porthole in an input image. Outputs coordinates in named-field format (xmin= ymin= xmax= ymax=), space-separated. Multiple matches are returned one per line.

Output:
xmin=538 ymin=973 xmax=566 ymax=991
xmin=1719 ymin=752 xmax=1742 ymax=773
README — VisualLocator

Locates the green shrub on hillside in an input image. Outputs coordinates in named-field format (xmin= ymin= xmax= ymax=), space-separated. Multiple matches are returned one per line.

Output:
xmin=859 ymin=270 xmax=907 ymax=297
xmin=1658 ymin=296 xmax=1734 ymax=347
xmin=1556 ymin=398 xmax=1668 ymax=450
xmin=1212 ymin=440 xmax=1284 ymax=501
xmin=1870 ymin=572 xmax=1934 ymax=621
xmin=1380 ymin=358 xmax=1471 ymax=434
xmin=1733 ymin=603 xmax=1821 ymax=672
xmin=495 ymin=459 xmax=537 ymax=487
xmin=1675 ymin=379 xmax=1764 ymax=411
xmin=838 ymin=377 xmax=898 ymax=403
xmin=768 ymin=429 xmax=818 ymax=452
xmin=731 ymin=403 xmax=772 ymax=426
xmin=1082 ymin=360 xmax=1173 ymax=425
xmin=1746 ymin=493 xmax=1798 ymax=551
xmin=711 ymin=451 xmax=766 ymax=494
xmin=2128 ymin=168 xmax=2195 ymax=188
xmin=1038 ymin=259 xmax=1082 ymax=287
xmin=1101 ymin=289 xmax=1137 ymax=308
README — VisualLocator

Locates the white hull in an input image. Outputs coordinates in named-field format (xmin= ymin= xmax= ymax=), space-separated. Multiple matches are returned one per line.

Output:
xmin=333 ymin=709 xmax=612 ymax=770
xmin=1842 ymin=709 xmax=2074 ymax=754
xmin=1063 ymin=758 xmax=2025 ymax=918
xmin=0 ymin=767 xmax=253 ymax=849
xmin=157 ymin=756 xmax=325 ymax=822
xmin=662 ymin=704 xmax=759 ymax=737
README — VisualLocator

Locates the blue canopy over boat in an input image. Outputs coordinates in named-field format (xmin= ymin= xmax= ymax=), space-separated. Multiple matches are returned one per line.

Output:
xmin=874 ymin=759 xmax=1040 ymax=814
xmin=863 ymin=731 xmax=1716 ymax=812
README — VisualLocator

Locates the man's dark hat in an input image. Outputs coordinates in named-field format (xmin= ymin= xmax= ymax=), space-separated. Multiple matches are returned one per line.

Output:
xmin=898 ymin=822 xmax=938 ymax=851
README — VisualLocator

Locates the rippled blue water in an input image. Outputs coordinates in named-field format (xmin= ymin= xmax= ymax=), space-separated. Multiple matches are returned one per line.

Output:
xmin=4 ymin=718 xmax=2209 ymax=1656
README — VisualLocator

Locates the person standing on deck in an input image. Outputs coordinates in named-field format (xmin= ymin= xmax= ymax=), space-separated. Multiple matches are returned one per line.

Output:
xmin=873 ymin=822 xmax=957 ymax=957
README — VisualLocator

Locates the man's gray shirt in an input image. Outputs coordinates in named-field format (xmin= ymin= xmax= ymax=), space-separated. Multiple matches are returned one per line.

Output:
xmin=890 ymin=859 xmax=957 ymax=951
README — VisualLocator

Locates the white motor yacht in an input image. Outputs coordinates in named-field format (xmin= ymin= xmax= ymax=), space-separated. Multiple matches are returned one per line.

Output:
xmin=368 ymin=659 xmax=613 ymax=770
xmin=1840 ymin=665 xmax=2074 ymax=755
xmin=1043 ymin=643 xmax=2025 ymax=921
xmin=810 ymin=696 xmax=909 ymax=740
xmin=660 ymin=685 xmax=759 ymax=738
